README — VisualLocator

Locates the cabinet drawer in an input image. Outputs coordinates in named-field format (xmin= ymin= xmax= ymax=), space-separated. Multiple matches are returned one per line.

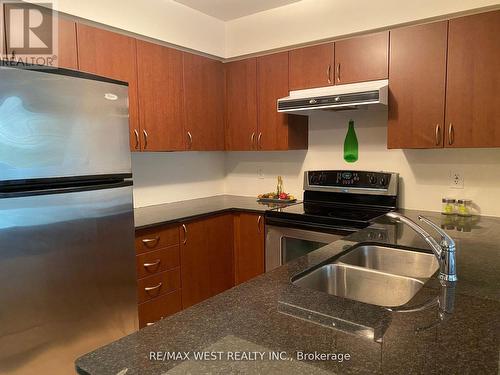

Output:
xmin=136 ymin=245 xmax=180 ymax=278
xmin=137 ymin=268 xmax=181 ymax=303
xmin=135 ymin=225 xmax=179 ymax=253
xmin=138 ymin=289 xmax=182 ymax=328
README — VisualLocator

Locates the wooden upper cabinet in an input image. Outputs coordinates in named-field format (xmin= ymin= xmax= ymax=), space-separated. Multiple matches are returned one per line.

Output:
xmin=445 ymin=11 xmax=500 ymax=148
xmin=77 ymin=24 xmax=140 ymax=151
xmin=234 ymin=213 xmax=264 ymax=285
xmin=257 ymin=52 xmax=308 ymax=150
xmin=387 ymin=21 xmax=448 ymax=149
xmin=3 ymin=5 xmax=78 ymax=70
xmin=183 ymin=53 xmax=225 ymax=151
xmin=289 ymin=43 xmax=334 ymax=90
xmin=225 ymin=58 xmax=258 ymax=151
xmin=56 ymin=17 xmax=78 ymax=70
xmin=136 ymin=41 xmax=185 ymax=151
xmin=180 ymin=214 xmax=234 ymax=308
xmin=334 ymin=31 xmax=388 ymax=84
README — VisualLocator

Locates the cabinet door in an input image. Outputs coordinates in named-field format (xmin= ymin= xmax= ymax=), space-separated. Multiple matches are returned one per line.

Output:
xmin=180 ymin=214 xmax=234 ymax=308
xmin=225 ymin=58 xmax=258 ymax=150
xmin=183 ymin=53 xmax=224 ymax=150
xmin=334 ymin=31 xmax=388 ymax=84
xmin=77 ymin=24 xmax=140 ymax=151
xmin=3 ymin=6 xmax=78 ymax=70
xmin=257 ymin=52 xmax=289 ymax=150
xmin=289 ymin=43 xmax=334 ymax=90
xmin=207 ymin=214 xmax=234 ymax=296
xmin=387 ymin=22 xmax=448 ymax=149
xmin=445 ymin=11 xmax=500 ymax=148
xmin=136 ymin=41 xmax=185 ymax=151
xmin=234 ymin=213 xmax=264 ymax=285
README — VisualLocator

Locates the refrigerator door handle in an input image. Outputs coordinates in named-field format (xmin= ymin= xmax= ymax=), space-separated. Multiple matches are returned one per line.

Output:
xmin=0 ymin=180 xmax=133 ymax=199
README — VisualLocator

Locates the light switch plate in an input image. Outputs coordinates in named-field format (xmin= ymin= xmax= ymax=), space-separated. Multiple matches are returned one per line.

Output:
xmin=257 ymin=167 xmax=264 ymax=179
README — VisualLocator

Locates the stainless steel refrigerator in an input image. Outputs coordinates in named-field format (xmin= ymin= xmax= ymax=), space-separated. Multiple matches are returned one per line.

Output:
xmin=0 ymin=66 xmax=138 ymax=374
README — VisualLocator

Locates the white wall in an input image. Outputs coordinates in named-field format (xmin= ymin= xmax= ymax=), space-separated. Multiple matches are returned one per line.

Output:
xmin=224 ymin=110 xmax=500 ymax=217
xmin=53 ymin=0 xmax=226 ymax=57
xmin=131 ymin=152 xmax=226 ymax=207
xmin=225 ymin=0 xmax=500 ymax=57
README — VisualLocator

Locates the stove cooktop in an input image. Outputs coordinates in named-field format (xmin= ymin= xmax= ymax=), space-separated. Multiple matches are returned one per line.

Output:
xmin=266 ymin=170 xmax=399 ymax=231
xmin=267 ymin=202 xmax=391 ymax=230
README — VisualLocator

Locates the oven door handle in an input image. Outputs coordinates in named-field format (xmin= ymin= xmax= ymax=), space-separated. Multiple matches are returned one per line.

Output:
xmin=264 ymin=216 xmax=358 ymax=235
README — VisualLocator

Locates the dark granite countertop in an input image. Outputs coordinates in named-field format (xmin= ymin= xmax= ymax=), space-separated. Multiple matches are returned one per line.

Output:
xmin=134 ymin=195 xmax=295 ymax=229
xmin=77 ymin=209 xmax=500 ymax=374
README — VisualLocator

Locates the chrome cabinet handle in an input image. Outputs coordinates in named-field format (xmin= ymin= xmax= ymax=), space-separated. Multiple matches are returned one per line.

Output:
xmin=134 ymin=129 xmax=140 ymax=150
xmin=144 ymin=282 xmax=163 ymax=293
xmin=142 ymin=236 xmax=160 ymax=247
xmin=182 ymin=224 xmax=187 ymax=244
xmin=435 ymin=124 xmax=441 ymax=146
xmin=257 ymin=132 xmax=262 ymax=149
xmin=187 ymin=131 xmax=193 ymax=148
xmin=336 ymin=63 xmax=341 ymax=83
xmin=327 ymin=65 xmax=332 ymax=84
xmin=250 ymin=132 xmax=255 ymax=149
xmin=257 ymin=215 xmax=262 ymax=232
xmin=448 ymin=123 xmax=454 ymax=145
xmin=142 ymin=129 xmax=149 ymax=149
xmin=143 ymin=259 xmax=161 ymax=270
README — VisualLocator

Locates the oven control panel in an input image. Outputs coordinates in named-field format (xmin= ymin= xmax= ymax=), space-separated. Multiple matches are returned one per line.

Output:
xmin=305 ymin=170 xmax=398 ymax=193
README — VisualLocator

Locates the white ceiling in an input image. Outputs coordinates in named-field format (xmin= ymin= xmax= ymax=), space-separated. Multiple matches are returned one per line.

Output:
xmin=173 ymin=0 xmax=302 ymax=21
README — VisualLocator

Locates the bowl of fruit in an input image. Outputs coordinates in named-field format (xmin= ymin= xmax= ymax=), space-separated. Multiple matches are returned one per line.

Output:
xmin=257 ymin=191 xmax=296 ymax=203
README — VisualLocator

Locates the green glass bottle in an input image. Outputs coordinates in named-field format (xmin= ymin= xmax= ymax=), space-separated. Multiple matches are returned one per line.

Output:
xmin=343 ymin=119 xmax=358 ymax=163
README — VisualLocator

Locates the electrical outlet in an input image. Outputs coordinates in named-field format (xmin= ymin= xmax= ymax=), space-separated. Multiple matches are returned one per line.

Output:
xmin=449 ymin=171 xmax=464 ymax=189
xmin=257 ymin=167 xmax=264 ymax=179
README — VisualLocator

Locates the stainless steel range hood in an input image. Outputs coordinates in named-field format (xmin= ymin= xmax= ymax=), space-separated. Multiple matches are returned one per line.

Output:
xmin=277 ymin=79 xmax=388 ymax=115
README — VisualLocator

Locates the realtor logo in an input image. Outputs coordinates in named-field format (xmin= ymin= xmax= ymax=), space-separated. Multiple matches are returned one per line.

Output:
xmin=1 ymin=0 xmax=59 ymax=67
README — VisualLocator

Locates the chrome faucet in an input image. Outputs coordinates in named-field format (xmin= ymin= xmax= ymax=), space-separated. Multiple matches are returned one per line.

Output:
xmin=386 ymin=212 xmax=457 ymax=282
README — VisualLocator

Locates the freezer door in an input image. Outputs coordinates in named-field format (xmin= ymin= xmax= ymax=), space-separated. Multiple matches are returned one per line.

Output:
xmin=0 ymin=184 xmax=137 ymax=375
xmin=0 ymin=67 xmax=131 ymax=183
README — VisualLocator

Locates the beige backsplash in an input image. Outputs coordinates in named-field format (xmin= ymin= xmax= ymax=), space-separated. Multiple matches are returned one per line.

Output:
xmin=132 ymin=110 xmax=500 ymax=216
xmin=224 ymin=110 xmax=500 ymax=217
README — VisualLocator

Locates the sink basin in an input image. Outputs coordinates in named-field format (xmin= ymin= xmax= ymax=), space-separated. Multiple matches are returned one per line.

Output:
xmin=337 ymin=245 xmax=439 ymax=279
xmin=293 ymin=263 xmax=425 ymax=307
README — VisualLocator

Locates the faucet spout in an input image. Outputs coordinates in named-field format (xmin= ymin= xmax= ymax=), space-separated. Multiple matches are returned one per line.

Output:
xmin=386 ymin=212 xmax=457 ymax=282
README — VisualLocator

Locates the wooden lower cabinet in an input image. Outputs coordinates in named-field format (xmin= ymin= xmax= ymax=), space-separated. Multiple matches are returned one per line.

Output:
xmin=135 ymin=224 xmax=181 ymax=327
xmin=137 ymin=268 xmax=181 ymax=303
xmin=234 ymin=213 xmax=265 ymax=285
xmin=138 ymin=290 xmax=182 ymax=328
xmin=135 ymin=212 xmax=266 ymax=322
xmin=180 ymin=214 xmax=234 ymax=308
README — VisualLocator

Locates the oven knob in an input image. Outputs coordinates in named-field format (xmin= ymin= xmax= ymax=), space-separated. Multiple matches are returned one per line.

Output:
xmin=379 ymin=177 xmax=387 ymax=186
xmin=319 ymin=174 xmax=327 ymax=184
xmin=369 ymin=175 xmax=377 ymax=184
xmin=310 ymin=174 xmax=319 ymax=184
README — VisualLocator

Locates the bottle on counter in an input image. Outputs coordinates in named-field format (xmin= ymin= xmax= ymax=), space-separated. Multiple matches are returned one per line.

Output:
xmin=457 ymin=199 xmax=473 ymax=217
xmin=277 ymin=176 xmax=283 ymax=196
xmin=441 ymin=198 xmax=456 ymax=215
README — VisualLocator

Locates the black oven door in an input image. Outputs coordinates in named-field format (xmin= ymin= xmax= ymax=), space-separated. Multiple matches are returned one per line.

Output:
xmin=265 ymin=217 xmax=356 ymax=272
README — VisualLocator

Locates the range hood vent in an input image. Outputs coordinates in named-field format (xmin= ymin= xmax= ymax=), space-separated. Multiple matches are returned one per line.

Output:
xmin=277 ymin=79 xmax=388 ymax=115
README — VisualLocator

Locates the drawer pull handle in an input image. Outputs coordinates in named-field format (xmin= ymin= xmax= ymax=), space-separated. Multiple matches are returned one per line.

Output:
xmin=146 ymin=316 xmax=164 ymax=326
xmin=145 ymin=282 xmax=163 ymax=293
xmin=143 ymin=259 xmax=161 ymax=271
xmin=142 ymin=236 xmax=160 ymax=247
xmin=257 ymin=215 xmax=262 ymax=232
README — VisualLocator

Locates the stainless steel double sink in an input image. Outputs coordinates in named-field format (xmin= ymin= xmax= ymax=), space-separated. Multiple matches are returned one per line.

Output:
xmin=292 ymin=245 xmax=439 ymax=307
